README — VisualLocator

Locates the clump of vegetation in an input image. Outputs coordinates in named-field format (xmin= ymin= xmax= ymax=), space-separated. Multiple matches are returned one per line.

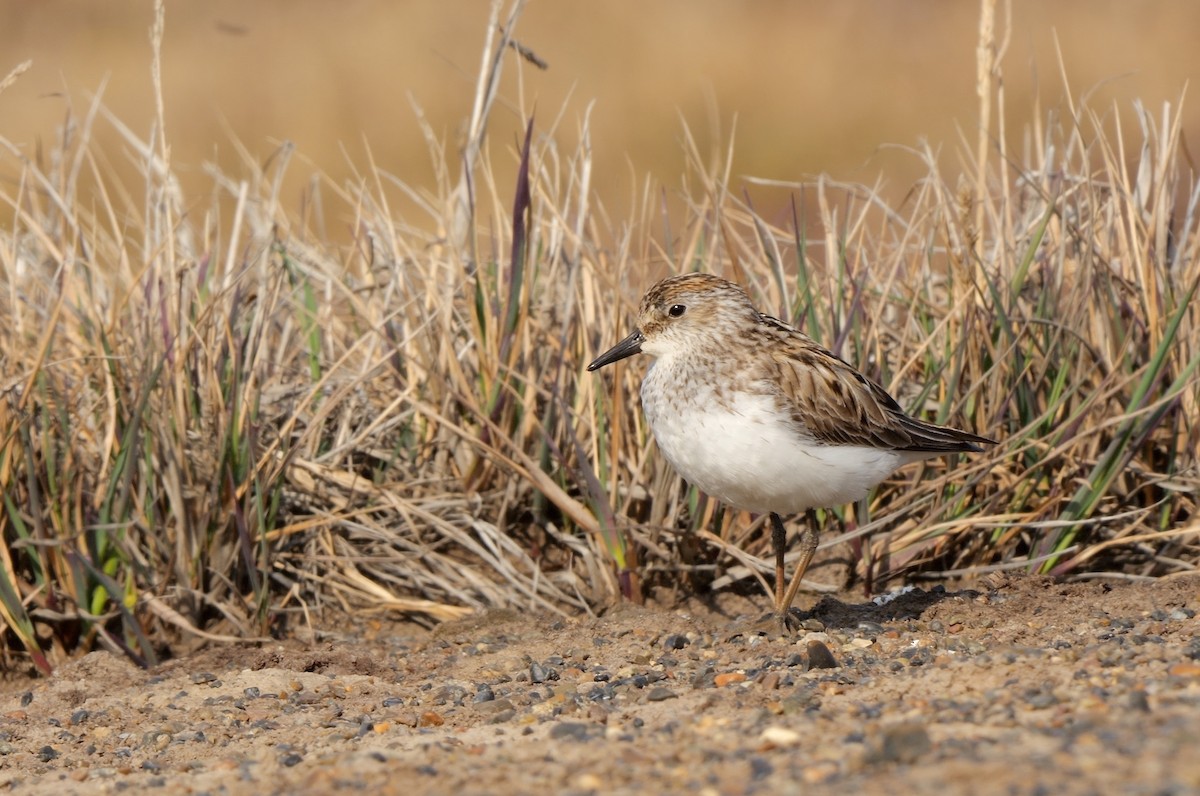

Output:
xmin=0 ymin=0 xmax=1195 ymax=674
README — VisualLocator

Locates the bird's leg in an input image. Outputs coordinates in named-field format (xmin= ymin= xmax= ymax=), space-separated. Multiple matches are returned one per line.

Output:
xmin=770 ymin=512 xmax=787 ymax=616
xmin=777 ymin=509 xmax=820 ymax=632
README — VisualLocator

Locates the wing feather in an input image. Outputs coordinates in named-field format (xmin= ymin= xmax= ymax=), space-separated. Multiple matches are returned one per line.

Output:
xmin=758 ymin=317 xmax=991 ymax=453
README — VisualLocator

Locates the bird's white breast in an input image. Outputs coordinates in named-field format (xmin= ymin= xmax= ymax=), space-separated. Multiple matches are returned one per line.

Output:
xmin=640 ymin=365 xmax=907 ymax=514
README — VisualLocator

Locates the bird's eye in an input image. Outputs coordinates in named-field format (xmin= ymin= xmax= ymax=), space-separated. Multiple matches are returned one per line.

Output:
xmin=667 ymin=304 xmax=686 ymax=318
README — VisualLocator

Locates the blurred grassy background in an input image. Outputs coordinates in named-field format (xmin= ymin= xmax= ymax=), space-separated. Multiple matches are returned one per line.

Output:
xmin=3 ymin=0 xmax=1198 ymax=230
xmin=1 ymin=0 xmax=1196 ymax=670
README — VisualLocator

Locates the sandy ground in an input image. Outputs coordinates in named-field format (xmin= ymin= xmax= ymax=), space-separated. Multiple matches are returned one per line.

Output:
xmin=1 ymin=574 xmax=1198 ymax=795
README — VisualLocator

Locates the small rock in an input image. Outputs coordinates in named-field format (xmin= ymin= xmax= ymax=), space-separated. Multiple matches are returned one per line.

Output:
xmin=1168 ymin=661 xmax=1200 ymax=678
xmin=806 ymin=640 xmax=839 ymax=670
xmin=663 ymin=634 xmax=690 ymax=650
xmin=760 ymin=726 xmax=802 ymax=747
xmin=749 ymin=756 xmax=774 ymax=780
xmin=548 ymin=722 xmax=595 ymax=742
xmin=474 ymin=698 xmax=514 ymax=715
xmin=714 ymin=672 xmax=747 ymax=687
xmin=758 ymin=671 xmax=783 ymax=691
xmin=646 ymin=687 xmax=677 ymax=702
xmin=1126 ymin=690 xmax=1151 ymax=712
xmin=574 ymin=773 xmax=605 ymax=789
xmin=1026 ymin=691 xmax=1058 ymax=709
xmin=418 ymin=711 xmax=445 ymax=727
xmin=779 ymin=692 xmax=818 ymax=714
xmin=802 ymin=760 xmax=841 ymax=784
xmin=869 ymin=722 xmax=932 ymax=764
xmin=530 ymin=662 xmax=556 ymax=684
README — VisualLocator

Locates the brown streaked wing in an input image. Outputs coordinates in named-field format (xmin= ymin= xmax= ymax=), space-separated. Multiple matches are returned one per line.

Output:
xmin=762 ymin=325 xmax=991 ymax=453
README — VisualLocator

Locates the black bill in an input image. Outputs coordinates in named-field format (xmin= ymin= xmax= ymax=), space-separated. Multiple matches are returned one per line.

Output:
xmin=587 ymin=330 xmax=645 ymax=371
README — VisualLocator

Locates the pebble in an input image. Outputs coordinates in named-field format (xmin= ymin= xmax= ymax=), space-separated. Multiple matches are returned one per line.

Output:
xmin=806 ymin=641 xmax=839 ymax=670
xmin=419 ymin=712 xmax=445 ymax=727
xmin=1167 ymin=662 xmax=1200 ymax=678
xmin=760 ymin=726 xmax=802 ymax=747
xmin=530 ymin=662 xmax=555 ymax=684
xmin=5 ymin=579 xmax=1195 ymax=794
xmin=802 ymin=760 xmax=841 ymax=784
xmin=574 ymin=773 xmax=605 ymax=789
xmin=757 ymin=671 xmax=783 ymax=691
xmin=548 ymin=722 xmax=595 ymax=742
xmin=646 ymin=687 xmax=677 ymax=702
xmin=778 ymin=691 xmax=818 ymax=715
xmin=1125 ymin=690 xmax=1151 ymax=712
xmin=473 ymin=698 xmax=514 ymax=715
xmin=749 ymin=756 xmax=773 ymax=780
xmin=869 ymin=722 xmax=932 ymax=764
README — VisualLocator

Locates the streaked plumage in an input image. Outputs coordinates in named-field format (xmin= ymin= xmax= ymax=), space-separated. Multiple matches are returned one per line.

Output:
xmin=588 ymin=273 xmax=993 ymax=630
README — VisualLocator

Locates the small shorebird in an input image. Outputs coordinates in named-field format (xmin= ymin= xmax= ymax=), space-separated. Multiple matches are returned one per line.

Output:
xmin=588 ymin=273 xmax=993 ymax=631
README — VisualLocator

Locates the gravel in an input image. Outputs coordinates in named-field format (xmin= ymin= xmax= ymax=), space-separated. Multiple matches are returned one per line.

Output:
xmin=0 ymin=574 xmax=1197 ymax=795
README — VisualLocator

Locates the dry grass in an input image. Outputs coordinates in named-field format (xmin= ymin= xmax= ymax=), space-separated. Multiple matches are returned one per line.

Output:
xmin=0 ymin=1 xmax=1196 ymax=674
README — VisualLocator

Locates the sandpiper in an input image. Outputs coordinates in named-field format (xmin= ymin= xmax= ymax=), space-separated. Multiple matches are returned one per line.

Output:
xmin=588 ymin=273 xmax=993 ymax=630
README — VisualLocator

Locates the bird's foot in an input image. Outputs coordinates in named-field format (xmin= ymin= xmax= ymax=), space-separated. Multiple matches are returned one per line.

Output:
xmin=775 ymin=607 xmax=805 ymax=635
xmin=738 ymin=607 xmax=806 ymax=638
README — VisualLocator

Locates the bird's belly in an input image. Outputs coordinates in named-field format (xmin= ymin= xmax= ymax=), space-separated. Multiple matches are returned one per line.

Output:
xmin=642 ymin=386 xmax=905 ymax=514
